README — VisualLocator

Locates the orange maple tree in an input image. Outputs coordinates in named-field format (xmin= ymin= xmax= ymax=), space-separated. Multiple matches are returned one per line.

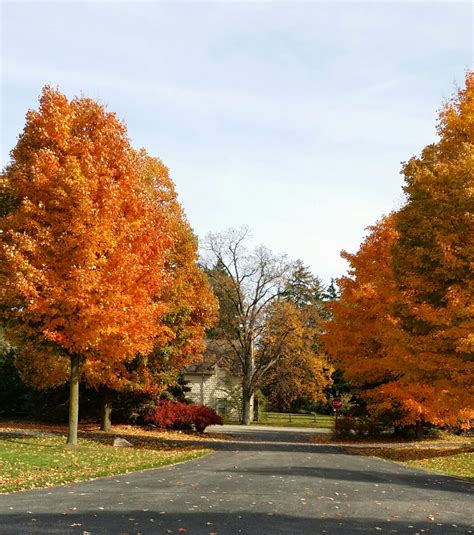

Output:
xmin=260 ymin=300 xmax=333 ymax=411
xmin=322 ymin=215 xmax=411 ymax=423
xmin=78 ymin=152 xmax=218 ymax=430
xmin=391 ymin=72 xmax=474 ymax=428
xmin=138 ymin=151 xmax=218 ymax=378
xmin=324 ymin=74 xmax=474 ymax=430
xmin=0 ymin=87 xmax=176 ymax=444
xmin=325 ymin=217 xmax=472 ymax=430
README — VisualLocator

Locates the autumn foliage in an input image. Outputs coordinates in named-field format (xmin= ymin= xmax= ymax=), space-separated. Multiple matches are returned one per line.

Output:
xmin=323 ymin=215 xmax=412 ymax=423
xmin=0 ymin=87 xmax=216 ymax=443
xmin=260 ymin=262 xmax=333 ymax=410
xmin=261 ymin=300 xmax=333 ymax=411
xmin=324 ymin=73 xmax=474 ymax=430
xmin=2 ymin=74 xmax=472 ymax=439
xmin=390 ymin=72 xmax=474 ymax=427
xmin=80 ymin=152 xmax=217 ymax=398
xmin=204 ymin=232 xmax=333 ymax=422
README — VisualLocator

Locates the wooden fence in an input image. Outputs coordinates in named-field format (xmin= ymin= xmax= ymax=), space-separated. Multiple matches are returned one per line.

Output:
xmin=258 ymin=411 xmax=333 ymax=427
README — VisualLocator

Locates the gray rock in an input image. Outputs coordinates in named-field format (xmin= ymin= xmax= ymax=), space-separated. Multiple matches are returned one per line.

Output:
xmin=113 ymin=437 xmax=133 ymax=447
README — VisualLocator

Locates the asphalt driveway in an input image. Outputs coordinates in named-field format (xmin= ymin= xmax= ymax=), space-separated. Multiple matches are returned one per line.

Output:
xmin=0 ymin=426 xmax=472 ymax=534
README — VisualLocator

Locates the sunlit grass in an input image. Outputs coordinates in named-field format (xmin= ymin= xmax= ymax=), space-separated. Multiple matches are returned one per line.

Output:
xmin=0 ymin=431 xmax=210 ymax=494
xmin=404 ymin=452 xmax=474 ymax=481
xmin=349 ymin=444 xmax=473 ymax=482
xmin=254 ymin=412 xmax=334 ymax=429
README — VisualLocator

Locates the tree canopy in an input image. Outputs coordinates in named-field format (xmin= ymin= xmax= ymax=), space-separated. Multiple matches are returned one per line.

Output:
xmin=0 ymin=87 xmax=216 ymax=443
xmin=203 ymin=232 xmax=332 ymax=420
xmin=323 ymin=74 xmax=474 ymax=430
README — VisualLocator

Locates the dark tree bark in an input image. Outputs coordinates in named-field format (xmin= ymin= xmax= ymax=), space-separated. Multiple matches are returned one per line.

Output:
xmin=67 ymin=354 xmax=81 ymax=447
xmin=100 ymin=388 xmax=113 ymax=432
xmin=415 ymin=420 xmax=424 ymax=439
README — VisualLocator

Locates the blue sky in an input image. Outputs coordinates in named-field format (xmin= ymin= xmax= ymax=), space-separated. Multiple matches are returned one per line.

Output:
xmin=1 ymin=1 xmax=472 ymax=283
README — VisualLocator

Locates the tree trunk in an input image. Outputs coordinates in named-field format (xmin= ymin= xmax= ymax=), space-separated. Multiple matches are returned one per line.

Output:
xmin=241 ymin=338 xmax=255 ymax=425
xmin=100 ymin=388 xmax=113 ymax=432
xmin=415 ymin=420 xmax=423 ymax=439
xmin=67 ymin=354 xmax=81 ymax=447
xmin=241 ymin=381 xmax=252 ymax=425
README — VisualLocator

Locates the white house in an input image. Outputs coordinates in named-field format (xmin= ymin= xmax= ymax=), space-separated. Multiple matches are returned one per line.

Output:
xmin=182 ymin=340 xmax=245 ymax=422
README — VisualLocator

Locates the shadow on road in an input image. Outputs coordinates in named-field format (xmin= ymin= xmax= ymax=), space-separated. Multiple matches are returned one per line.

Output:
xmin=215 ymin=464 xmax=474 ymax=495
xmin=0 ymin=510 xmax=470 ymax=535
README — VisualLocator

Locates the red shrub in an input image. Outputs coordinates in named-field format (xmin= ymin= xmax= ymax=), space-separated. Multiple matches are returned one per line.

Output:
xmin=145 ymin=400 xmax=193 ymax=430
xmin=145 ymin=401 xmax=222 ymax=433
xmin=191 ymin=405 xmax=222 ymax=433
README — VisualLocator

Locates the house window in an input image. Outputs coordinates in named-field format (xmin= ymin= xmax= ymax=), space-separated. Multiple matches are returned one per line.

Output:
xmin=216 ymin=398 xmax=227 ymax=418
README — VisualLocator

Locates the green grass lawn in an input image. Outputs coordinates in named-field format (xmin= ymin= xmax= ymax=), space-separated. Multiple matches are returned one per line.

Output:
xmin=254 ymin=412 xmax=334 ymax=429
xmin=349 ymin=445 xmax=473 ymax=482
xmin=0 ymin=431 xmax=210 ymax=494
xmin=404 ymin=452 xmax=474 ymax=481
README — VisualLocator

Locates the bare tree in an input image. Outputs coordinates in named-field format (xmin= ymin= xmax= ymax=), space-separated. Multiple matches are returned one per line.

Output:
xmin=202 ymin=227 xmax=292 ymax=424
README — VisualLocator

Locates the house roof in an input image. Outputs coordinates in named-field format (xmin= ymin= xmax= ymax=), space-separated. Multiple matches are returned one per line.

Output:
xmin=183 ymin=339 xmax=241 ymax=377
xmin=183 ymin=360 xmax=217 ymax=375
